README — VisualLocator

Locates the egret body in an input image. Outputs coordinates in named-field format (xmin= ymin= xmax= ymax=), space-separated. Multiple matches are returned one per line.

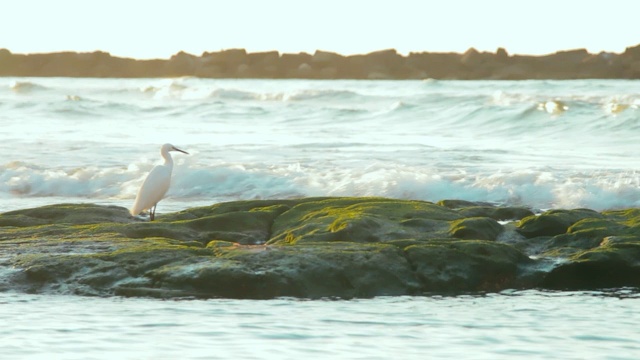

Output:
xmin=130 ymin=143 xmax=188 ymax=221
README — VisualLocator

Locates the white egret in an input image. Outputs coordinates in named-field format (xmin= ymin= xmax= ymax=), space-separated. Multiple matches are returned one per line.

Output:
xmin=130 ymin=143 xmax=188 ymax=221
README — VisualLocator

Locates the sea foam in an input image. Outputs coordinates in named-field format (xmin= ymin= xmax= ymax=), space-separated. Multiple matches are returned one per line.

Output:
xmin=3 ymin=157 xmax=640 ymax=213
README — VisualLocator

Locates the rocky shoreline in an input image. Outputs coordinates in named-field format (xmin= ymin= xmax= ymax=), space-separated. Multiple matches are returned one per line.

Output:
xmin=1 ymin=197 xmax=638 ymax=299
xmin=2 ymin=45 xmax=640 ymax=80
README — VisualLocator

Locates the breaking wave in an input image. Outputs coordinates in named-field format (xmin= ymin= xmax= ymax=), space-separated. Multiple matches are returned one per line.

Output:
xmin=3 ymin=159 xmax=640 ymax=212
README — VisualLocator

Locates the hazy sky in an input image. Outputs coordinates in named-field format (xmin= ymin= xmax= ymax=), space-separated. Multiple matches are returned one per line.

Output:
xmin=2 ymin=0 xmax=638 ymax=59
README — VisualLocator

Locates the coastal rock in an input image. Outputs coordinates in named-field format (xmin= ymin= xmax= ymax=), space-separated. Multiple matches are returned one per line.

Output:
xmin=406 ymin=52 xmax=463 ymax=79
xmin=518 ymin=207 xmax=640 ymax=259
xmin=436 ymin=200 xmax=534 ymax=221
xmin=456 ymin=206 xmax=534 ymax=221
xmin=1 ymin=198 xmax=640 ymax=299
xmin=517 ymin=208 xmax=603 ymax=238
xmin=496 ymin=47 xmax=509 ymax=60
xmin=166 ymin=51 xmax=198 ymax=76
xmin=197 ymin=49 xmax=248 ymax=77
xmin=144 ymin=241 xmax=420 ymax=299
xmin=623 ymin=44 xmax=640 ymax=59
xmin=244 ymin=51 xmax=280 ymax=78
xmin=312 ymin=50 xmax=344 ymax=67
xmin=2 ymin=44 xmax=640 ymax=79
xmin=0 ymin=203 xmax=132 ymax=226
xmin=448 ymin=217 xmax=503 ymax=240
xmin=280 ymin=52 xmax=313 ymax=77
xmin=459 ymin=48 xmax=502 ymax=78
xmin=406 ymin=240 xmax=531 ymax=292
xmin=267 ymin=197 xmax=460 ymax=244
xmin=542 ymin=242 xmax=640 ymax=289
xmin=543 ymin=217 xmax=629 ymax=252
xmin=436 ymin=199 xmax=493 ymax=209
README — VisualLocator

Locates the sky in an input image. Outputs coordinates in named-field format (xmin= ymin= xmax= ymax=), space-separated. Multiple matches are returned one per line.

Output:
xmin=2 ymin=0 xmax=639 ymax=59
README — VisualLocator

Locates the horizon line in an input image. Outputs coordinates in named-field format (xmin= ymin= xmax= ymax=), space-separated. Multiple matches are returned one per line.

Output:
xmin=3 ymin=43 xmax=639 ymax=61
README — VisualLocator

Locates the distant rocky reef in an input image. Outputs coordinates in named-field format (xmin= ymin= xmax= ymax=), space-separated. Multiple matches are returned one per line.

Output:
xmin=2 ymin=45 xmax=640 ymax=79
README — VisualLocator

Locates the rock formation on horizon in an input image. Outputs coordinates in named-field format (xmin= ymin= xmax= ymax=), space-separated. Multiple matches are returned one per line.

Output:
xmin=1 ymin=45 xmax=640 ymax=79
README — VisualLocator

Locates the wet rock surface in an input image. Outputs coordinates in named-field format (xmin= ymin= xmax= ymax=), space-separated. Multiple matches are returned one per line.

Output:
xmin=1 ymin=197 xmax=639 ymax=299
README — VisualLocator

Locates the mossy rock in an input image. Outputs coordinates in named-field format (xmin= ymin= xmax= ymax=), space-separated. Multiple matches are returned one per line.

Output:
xmin=567 ymin=217 xmax=628 ymax=237
xmin=541 ymin=218 xmax=630 ymax=251
xmin=9 ymin=237 xmax=207 ymax=296
xmin=437 ymin=199 xmax=494 ymax=209
xmin=153 ymin=200 xmax=295 ymax=244
xmin=449 ymin=217 xmax=503 ymax=240
xmin=161 ymin=199 xmax=302 ymax=221
xmin=268 ymin=197 xmax=460 ymax=245
xmin=602 ymin=208 xmax=640 ymax=227
xmin=4 ymin=200 xmax=640 ymax=298
xmin=0 ymin=203 xmax=132 ymax=227
xmin=538 ymin=217 xmax=640 ymax=256
xmin=145 ymin=242 xmax=420 ymax=299
xmin=458 ymin=206 xmax=534 ymax=221
xmin=600 ymin=235 xmax=640 ymax=246
xmin=517 ymin=209 xmax=603 ymax=238
xmin=492 ymin=207 xmax=535 ymax=221
xmin=542 ymin=242 xmax=640 ymax=289
xmin=404 ymin=240 xmax=532 ymax=292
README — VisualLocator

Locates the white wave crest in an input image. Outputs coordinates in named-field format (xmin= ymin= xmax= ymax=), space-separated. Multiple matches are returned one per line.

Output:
xmin=209 ymin=88 xmax=261 ymax=101
xmin=9 ymin=81 xmax=48 ymax=93
xmin=285 ymin=89 xmax=361 ymax=102
xmin=4 ymin=160 xmax=640 ymax=213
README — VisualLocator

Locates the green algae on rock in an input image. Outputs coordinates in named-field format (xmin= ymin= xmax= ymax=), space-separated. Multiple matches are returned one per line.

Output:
xmin=448 ymin=217 xmax=503 ymax=241
xmin=517 ymin=208 xmax=603 ymax=238
xmin=542 ymin=242 xmax=640 ymax=290
xmin=405 ymin=240 xmax=532 ymax=292
xmin=267 ymin=197 xmax=460 ymax=245
xmin=1 ymin=198 xmax=639 ymax=299
xmin=145 ymin=242 xmax=420 ymax=299
xmin=0 ymin=203 xmax=132 ymax=227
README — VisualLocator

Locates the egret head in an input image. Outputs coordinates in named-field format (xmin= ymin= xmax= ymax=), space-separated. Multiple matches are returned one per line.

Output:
xmin=161 ymin=143 xmax=189 ymax=155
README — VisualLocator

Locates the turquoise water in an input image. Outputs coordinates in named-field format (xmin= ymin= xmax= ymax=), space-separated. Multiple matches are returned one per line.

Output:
xmin=1 ymin=290 xmax=639 ymax=359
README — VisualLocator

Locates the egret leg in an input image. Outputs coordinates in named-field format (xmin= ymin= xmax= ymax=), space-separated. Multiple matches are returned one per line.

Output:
xmin=150 ymin=204 xmax=156 ymax=221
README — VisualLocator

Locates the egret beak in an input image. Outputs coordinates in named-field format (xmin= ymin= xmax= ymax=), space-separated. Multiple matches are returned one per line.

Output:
xmin=172 ymin=146 xmax=189 ymax=155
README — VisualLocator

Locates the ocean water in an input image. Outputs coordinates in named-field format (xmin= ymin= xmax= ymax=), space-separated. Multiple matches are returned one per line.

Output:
xmin=1 ymin=290 xmax=639 ymax=360
xmin=2 ymin=78 xmax=640 ymax=359
xmin=1 ymin=77 xmax=640 ymax=214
